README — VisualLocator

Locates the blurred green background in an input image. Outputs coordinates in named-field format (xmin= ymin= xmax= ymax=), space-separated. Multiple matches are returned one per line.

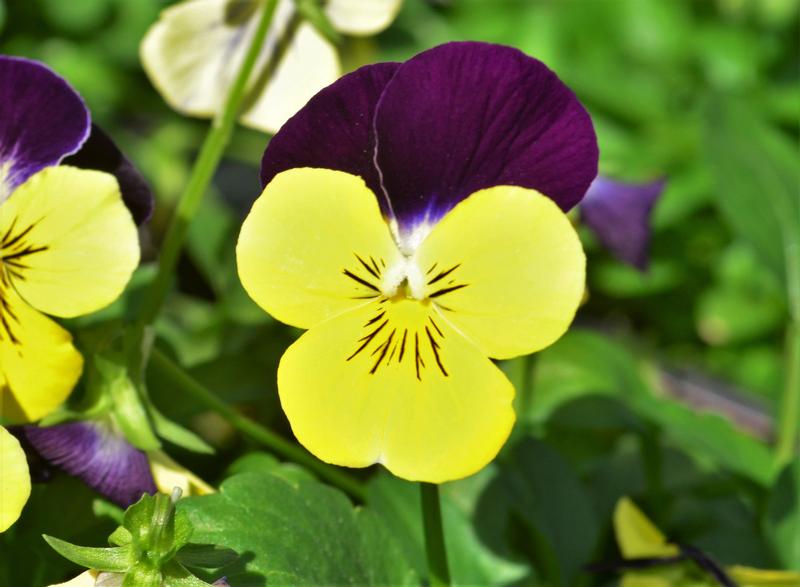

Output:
xmin=0 ymin=0 xmax=798 ymax=585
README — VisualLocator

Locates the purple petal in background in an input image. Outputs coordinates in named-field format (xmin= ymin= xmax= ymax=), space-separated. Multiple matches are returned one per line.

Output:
xmin=63 ymin=124 xmax=154 ymax=225
xmin=0 ymin=56 xmax=90 ymax=199
xmin=580 ymin=176 xmax=666 ymax=271
xmin=261 ymin=62 xmax=400 ymax=208
xmin=20 ymin=421 xmax=157 ymax=507
xmin=373 ymin=42 xmax=598 ymax=236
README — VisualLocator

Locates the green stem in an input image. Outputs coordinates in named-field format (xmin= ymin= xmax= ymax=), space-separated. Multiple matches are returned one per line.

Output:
xmin=137 ymin=0 xmax=278 ymax=330
xmin=148 ymin=348 xmax=366 ymax=501
xmin=775 ymin=323 xmax=800 ymax=469
xmin=420 ymin=483 xmax=450 ymax=587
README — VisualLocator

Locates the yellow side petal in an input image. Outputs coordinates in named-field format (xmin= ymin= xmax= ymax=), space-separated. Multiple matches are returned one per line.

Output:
xmin=614 ymin=497 xmax=680 ymax=559
xmin=278 ymin=299 xmax=515 ymax=483
xmin=0 ymin=425 xmax=31 ymax=532
xmin=0 ymin=166 xmax=139 ymax=318
xmin=414 ymin=186 xmax=585 ymax=360
xmin=141 ymin=0 xmax=339 ymax=134
xmin=325 ymin=0 xmax=403 ymax=35
xmin=0 ymin=276 xmax=82 ymax=422
xmin=237 ymin=168 xmax=402 ymax=329
xmin=149 ymin=450 xmax=215 ymax=497
xmin=729 ymin=566 xmax=800 ymax=586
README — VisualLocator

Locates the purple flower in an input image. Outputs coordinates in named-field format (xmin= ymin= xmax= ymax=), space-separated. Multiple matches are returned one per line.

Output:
xmin=580 ymin=176 xmax=665 ymax=271
xmin=17 ymin=421 xmax=157 ymax=508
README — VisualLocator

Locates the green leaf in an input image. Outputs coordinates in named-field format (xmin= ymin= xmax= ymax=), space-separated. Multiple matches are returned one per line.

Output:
xmin=162 ymin=561 xmax=217 ymax=587
xmin=765 ymin=461 xmax=800 ymax=569
xmin=147 ymin=402 xmax=215 ymax=455
xmin=42 ymin=535 xmax=131 ymax=572
xmin=367 ymin=468 xmax=529 ymax=585
xmin=496 ymin=439 xmax=600 ymax=586
xmin=225 ymin=451 xmax=316 ymax=484
xmin=179 ymin=472 xmax=417 ymax=585
xmin=705 ymin=98 xmax=800 ymax=292
xmin=529 ymin=330 xmax=776 ymax=486
xmin=94 ymin=354 xmax=160 ymax=451
xmin=176 ymin=544 xmax=239 ymax=570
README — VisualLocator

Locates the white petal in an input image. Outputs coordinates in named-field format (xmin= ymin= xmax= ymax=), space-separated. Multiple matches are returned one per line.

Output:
xmin=326 ymin=0 xmax=403 ymax=35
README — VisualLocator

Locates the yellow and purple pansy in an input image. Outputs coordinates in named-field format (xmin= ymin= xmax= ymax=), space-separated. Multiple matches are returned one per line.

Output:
xmin=0 ymin=56 xmax=149 ymax=425
xmin=0 ymin=55 xmax=152 ymax=530
xmin=236 ymin=42 xmax=599 ymax=482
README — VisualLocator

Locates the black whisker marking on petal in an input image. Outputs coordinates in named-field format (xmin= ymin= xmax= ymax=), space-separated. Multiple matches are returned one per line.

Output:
xmin=428 ymin=316 xmax=444 ymax=337
xmin=398 ymin=329 xmax=408 ymax=363
xmin=414 ymin=332 xmax=425 ymax=381
xmin=388 ymin=337 xmax=399 ymax=363
xmin=351 ymin=294 xmax=380 ymax=300
xmin=364 ymin=310 xmax=386 ymax=326
xmin=380 ymin=257 xmax=386 ymax=268
xmin=347 ymin=319 xmax=388 ymax=361
xmin=355 ymin=254 xmax=380 ymax=279
xmin=425 ymin=326 xmax=448 ymax=376
xmin=370 ymin=329 xmax=395 ymax=374
xmin=427 ymin=262 xmax=438 ymax=275
xmin=369 ymin=256 xmax=381 ymax=276
xmin=428 ymin=263 xmax=461 ymax=285
xmin=2 ymin=244 xmax=48 ymax=261
xmin=430 ymin=283 xmax=469 ymax=298
xmin=343 ymin=269 xmax=379 ymax=292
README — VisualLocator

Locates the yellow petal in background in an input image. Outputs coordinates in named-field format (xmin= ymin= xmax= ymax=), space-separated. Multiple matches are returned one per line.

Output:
xmin=729 ymin=566 xmax=800 ymax=587
xmin=149 ymin=450 xmax=215 ymax=497
xmin=415 ymin=185 xmax=585 ymax=360
xmin=0 ymin=425 xmax=31 ymax=532
xmin=1 ymin=166 xmax=139 ymax=318
xmin=278 ymin=299 xmax=515 ymax=483
xmin=325 ymin=0 xmax=403 ymax=35
xmin=237 ymin=168 xmax=401 ymax=329
xmin=613 ymin=497 xmax=680 ymax=559
xmin=141 ymin=0 xmax=340 ymax=134
xmin=0 ymin=276 xmax=82 ymax=423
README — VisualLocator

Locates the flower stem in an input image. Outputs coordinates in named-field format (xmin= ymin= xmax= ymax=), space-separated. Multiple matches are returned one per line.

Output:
xmin=136 ymin=0 xmax=278 ymax=330
xmin=775 ymin=322 xmax=800 ymax=469
xmin=420 ymin=483 xmax=451 ymax=587
xmin=148 ymin=347 xmax=367 ymax=501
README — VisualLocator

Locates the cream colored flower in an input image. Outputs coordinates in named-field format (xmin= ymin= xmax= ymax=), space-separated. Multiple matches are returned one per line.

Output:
xmin=141 ymin=0 xmax=402 ymax=133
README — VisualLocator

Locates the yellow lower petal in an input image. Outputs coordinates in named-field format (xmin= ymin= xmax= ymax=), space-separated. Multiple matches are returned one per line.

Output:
xmin=0 ymin=425 xmax=31 ymax=532
xmin=0 ymin=276 xmax=82 ymax=422
xmin=149 ymin=450 xmax=215 ymax=497
xmin=415 ymin=185 xmax=585 ymax=359
xmin=47 ymin=570 xmax=103 ymax=587
xmin=613 ymin=497 xmax=680 ymax=559
xmin=729 ymin=566 xmax=800 ymax=586
xmin=0 ymin=166 xmax=139 ymax=318
xmin=237 ymin=168 xmax=401 ymax=329
xmin=278 ymin=299 xmax=515 ymax=483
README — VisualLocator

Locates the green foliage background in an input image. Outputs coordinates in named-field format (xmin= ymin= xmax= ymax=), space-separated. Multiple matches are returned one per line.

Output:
xmin=0 ymin=0 xmax=798 ymax=585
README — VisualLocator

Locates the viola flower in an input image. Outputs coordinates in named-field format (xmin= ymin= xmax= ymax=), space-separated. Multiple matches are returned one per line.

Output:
xmin=141 ymin=0 xmax=402 ymax=134
xmin=237 ymin=42 xmax=598 ymax=482
xmin=612 ymin=497 xmax=800 ymax=586
xmin=15 ymin=422 xmax=214 ymax=507
xmin=0 ymin=425 xmax=30 ymax=532
xmin=0 ymin=56 xmax=148 ymax=424
xmin=580 ymin=176 xmax=665 ymax=271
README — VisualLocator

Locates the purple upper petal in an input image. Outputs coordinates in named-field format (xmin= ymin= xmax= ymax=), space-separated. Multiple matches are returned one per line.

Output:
xmin=580 ymin=176 xmax=666 ymax=271
xmin=261 ymin=43 xmax=598 ymax=237
xmin=261 ymin=62 xmax=400 ymax=206
xmin=0 ymin=56 xmax=90 ymax=199
xmin=373 ymin=42 xmax=598 ymax=232
xmin=63 ymin=124 xmax=154 ymax=225
xmin=20 ymin=421 xmax=157 ymax=507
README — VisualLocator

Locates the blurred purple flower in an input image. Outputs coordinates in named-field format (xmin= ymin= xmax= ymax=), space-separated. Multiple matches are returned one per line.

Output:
xmin=580 ymin=176 xmax=665 ymax=270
